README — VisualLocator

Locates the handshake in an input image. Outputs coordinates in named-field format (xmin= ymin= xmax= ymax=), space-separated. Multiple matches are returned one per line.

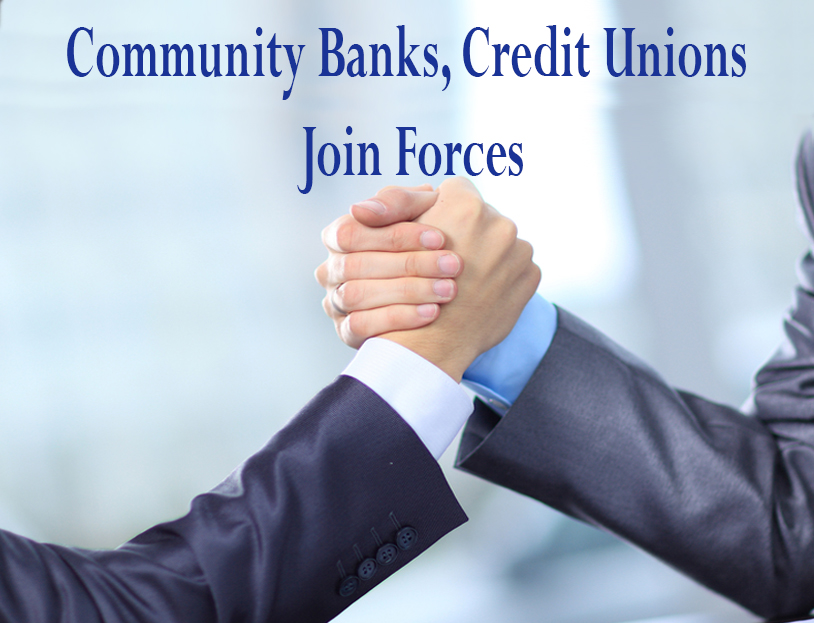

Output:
xmin=307 ymin=160 xmax=814 ymax=621
xmin=7 ymin=162 xmax=814 ymax=622
xmin=315 ymin=178 xmax=541 ymax=382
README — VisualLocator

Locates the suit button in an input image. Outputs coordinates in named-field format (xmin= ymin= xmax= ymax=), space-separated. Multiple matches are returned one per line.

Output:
xmin=396 ymin=527 xmax=418 ymax=550
xmin=376 ymin=543 xmax=399 ymax=566
xmin=338 ymin=576 xmax=359 ymax=597
xmin=357 ymin=558 xmax=377 ymax=580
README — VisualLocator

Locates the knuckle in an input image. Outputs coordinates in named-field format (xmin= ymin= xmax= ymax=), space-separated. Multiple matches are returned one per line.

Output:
xmin=529 ymin=263 xmax=542 ymax=287
xmin=517 ymin=263 xmax=541 ymax=297
xmin=334 ymin=219 xmax=356 ymax=252
xmin=327 ymin=254 xmax=346 ymax=283
xmin=508 ymin=219 xmax=519 ymax=239
xmin=436 ymin=178 xmax=453 ymax=196
xmin=314 ymin=262 xmax=328 ymax=286
xmin=399 ymin=279 xmax=415 ymax=301
xmin=320 ymin=223 xmax=332 ymax=247
xmin=386 ymin=225 xmax=403 ymax=251
xmin=517 ymin=238 xmax=534 ymax=262
xmin=346 ymin=312 xmax=368 ymax=340
xmin=498 ymin=217 xmax=518 ymax=240
xmin=403 ymin=253 xmax=420 ymax=276
xmin=321 ymin=217 xmax=342 ymax=251
xmin=385 ymin=305 xmax=404 ymax=326
xmin=440 ymin=178 xmax=481 ymax=209
xmin=337 ymin=316 xmax=353 ymax=344
xmin=337 ymin=282 xmax=363 ymax=309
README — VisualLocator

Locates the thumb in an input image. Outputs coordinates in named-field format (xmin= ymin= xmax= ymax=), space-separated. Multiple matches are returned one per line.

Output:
xmin=350 ymin=185 xmax=438 ymax=227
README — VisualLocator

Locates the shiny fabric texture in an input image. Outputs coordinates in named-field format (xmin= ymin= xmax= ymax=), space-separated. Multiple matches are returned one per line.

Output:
xmin=0 ymin=376 xmax=467 ymax=622
xmin=456 ymin=133 xmax=814 ymax=621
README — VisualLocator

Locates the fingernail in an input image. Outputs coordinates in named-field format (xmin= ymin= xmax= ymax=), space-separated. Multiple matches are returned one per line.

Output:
xmin=420 ymin=230 xmax=444 ymax=249
xmin=417 ymin=304 xmax=438 ymax=318
xmin=438 ymin=254 xmax=460 ymax=276
xmin=432 ymin=279 xmax=454 ymax=298
xmin=352 ymin=199 xmax=386 ymax=215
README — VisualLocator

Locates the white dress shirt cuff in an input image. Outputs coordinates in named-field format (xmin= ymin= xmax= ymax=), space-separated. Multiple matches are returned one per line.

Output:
xmin=342 ymin=338 xmax=474 ymax=460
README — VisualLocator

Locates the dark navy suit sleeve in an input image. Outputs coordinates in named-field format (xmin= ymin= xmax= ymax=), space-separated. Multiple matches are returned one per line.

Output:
xmin=455 ymin=303 xmax=814 ymax=621
xmin=0 ymin=375 xmax=467 ymax=623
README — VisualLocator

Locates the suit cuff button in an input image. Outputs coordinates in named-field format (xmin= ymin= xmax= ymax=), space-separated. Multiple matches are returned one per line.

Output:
xmin=396 ymin=526 xmax=418 ymax=550
xmin=357 ymin=558 xmax=378 ymax=580
xmin=376 ymin=543 xmax=399 ymax=565
xmin=338 ymin=575 xmax=359 ymax=597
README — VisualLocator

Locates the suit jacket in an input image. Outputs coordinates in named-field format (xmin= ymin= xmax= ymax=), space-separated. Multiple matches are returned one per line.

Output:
xmin=0 ymin=375 xmax=467 ymax=623
xmin=456 ymin=255 xmax=814 ymax=621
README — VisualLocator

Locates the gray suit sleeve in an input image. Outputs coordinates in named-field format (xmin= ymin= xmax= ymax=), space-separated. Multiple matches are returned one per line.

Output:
xmin=455 ymin=274 xmax=814 ymax=619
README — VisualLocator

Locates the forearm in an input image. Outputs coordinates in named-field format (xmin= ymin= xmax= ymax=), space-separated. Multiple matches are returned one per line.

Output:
xmin=146 ymin=376 xmax=466 ymax=622
xmin=0 ymin=377 xmax=467 ymax=623
xmin=457 ymin=308 xmax=814 ymax=620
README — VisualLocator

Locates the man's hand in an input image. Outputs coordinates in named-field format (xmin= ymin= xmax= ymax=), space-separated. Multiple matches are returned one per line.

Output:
xmin=317 ymin=178 xmax=540 ymax=381
xmin=383 ymin=178 xmax=540 ymax=381
xmin=315 ymin=185 xmax=463 ymax=349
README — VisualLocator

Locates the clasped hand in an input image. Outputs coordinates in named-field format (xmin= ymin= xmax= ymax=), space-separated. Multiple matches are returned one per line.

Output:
xmin=315 ymin=177 xmax=540 ymax=382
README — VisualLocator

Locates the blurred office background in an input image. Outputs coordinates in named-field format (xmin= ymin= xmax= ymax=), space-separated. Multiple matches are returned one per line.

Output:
xmin=0 ymin=0 xmax=812 ymax=621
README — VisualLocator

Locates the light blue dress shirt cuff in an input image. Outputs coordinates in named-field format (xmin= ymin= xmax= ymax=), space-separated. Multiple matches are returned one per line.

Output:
xmin=462 ymin=294 xmax=558 ymax=414
xmin=342 ymin=338 xmax=474 ymax=460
